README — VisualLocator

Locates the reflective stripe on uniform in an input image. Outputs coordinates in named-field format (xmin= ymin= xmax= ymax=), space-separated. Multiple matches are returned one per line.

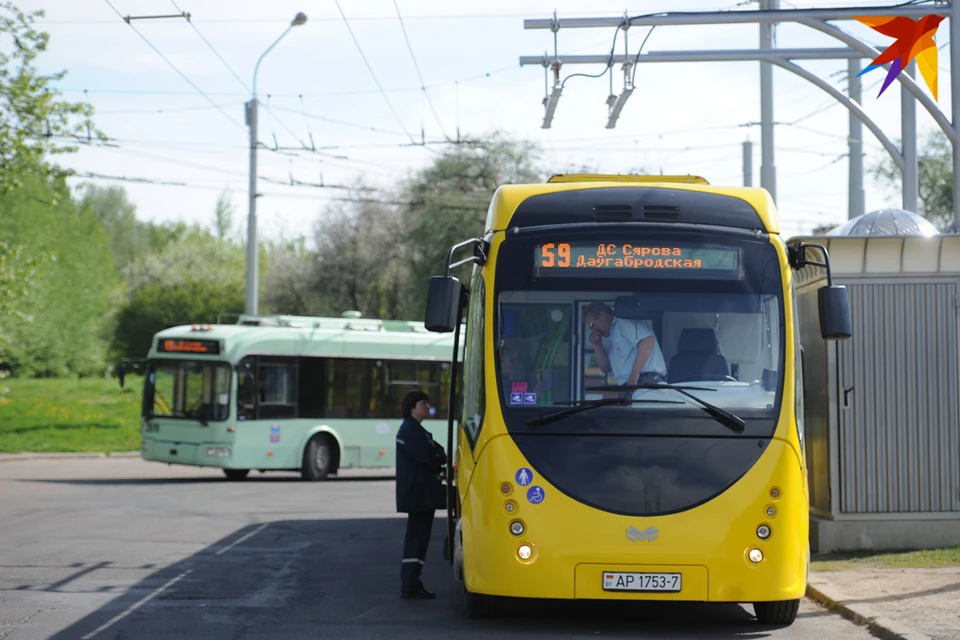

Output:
xmin=396 ymin=438 xmax=405 ymax=445
xmin=401 ymin=558 xmax=424 ymax=564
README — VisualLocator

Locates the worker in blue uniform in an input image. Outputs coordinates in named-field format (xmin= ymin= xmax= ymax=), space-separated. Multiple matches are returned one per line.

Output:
xmin=395 ymin=390 xmax=447 ymax=599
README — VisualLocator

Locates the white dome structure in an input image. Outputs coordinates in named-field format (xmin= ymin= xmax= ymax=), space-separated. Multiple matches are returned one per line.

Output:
xmin=828 ymin=208 xmax=940 ymax=237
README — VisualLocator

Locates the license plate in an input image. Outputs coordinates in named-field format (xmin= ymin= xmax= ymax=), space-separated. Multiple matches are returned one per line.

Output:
xmin=602 ymin=572 xmax=682 ymax=592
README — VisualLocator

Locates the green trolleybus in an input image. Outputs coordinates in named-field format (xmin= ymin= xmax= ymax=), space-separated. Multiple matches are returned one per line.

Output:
xmin=130 ymin=314 xmax=456 ymax=480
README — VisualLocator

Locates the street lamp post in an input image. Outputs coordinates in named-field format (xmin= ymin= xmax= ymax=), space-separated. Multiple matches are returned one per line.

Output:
xmin=245 ymin=12 xmax=307 ymax=316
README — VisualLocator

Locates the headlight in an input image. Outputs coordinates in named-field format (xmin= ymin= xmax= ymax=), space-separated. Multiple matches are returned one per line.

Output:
xmin=517 ymin=544 xmax=532 ymax=560
xmin=749 ymin=548 xmax=764 ymax=563
xmin=757 ymin=524 xmax=772 ymax=540
xmin=509 ymin=520 xmax=525 ymax=536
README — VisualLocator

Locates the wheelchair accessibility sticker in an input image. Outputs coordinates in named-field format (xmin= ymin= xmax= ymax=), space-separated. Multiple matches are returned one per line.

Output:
xmin=269 ymin=425 xmax=281 ymax=443
xmin=526 ymin=485 xmax=545 ymax=504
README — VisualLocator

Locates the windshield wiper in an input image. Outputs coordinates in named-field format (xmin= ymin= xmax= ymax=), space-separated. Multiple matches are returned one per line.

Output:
xmin=526 ymin=398 xmax=683 ymax=428
xmin=586 ymin=383 xmax=746 ymax=434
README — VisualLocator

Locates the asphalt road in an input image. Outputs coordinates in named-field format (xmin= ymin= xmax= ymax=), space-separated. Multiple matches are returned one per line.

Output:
xmin=0 ymin=458 xmax=878 ymax=640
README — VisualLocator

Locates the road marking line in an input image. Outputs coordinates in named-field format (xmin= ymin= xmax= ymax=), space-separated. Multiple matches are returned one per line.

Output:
xmin=81 ymin=570 xmax=189 ymax=640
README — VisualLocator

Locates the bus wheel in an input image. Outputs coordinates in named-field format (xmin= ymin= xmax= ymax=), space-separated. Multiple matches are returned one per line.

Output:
xmin=301 ymin=435 xmax=336 ymax=481
xmin=462 ymin=586 xmax=499 ymax=619
xmin=753 ymin=599 xmax=800 ymax=625
xmin=223 ymin=469 xmax=249 ymax=481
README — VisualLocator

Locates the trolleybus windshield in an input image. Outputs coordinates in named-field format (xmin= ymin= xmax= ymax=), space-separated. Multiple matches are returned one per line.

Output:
xmin=144 ymin=359 xmax=231 ymax=423
xmin=492 ymin=228 xmax=787 ymax=516
xmin=494 ymin=229 xmax=785 ymax=436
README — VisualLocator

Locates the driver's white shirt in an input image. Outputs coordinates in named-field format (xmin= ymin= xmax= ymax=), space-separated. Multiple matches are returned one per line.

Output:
xmin=602 ymin=317 xmax=667 ymax=384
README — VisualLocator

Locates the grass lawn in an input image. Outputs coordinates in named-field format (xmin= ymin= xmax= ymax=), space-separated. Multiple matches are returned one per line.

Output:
xmin=0 ymin=377 xmax=143 ymax=453
xmin=812 ymin=546 xmax=960 ymax=571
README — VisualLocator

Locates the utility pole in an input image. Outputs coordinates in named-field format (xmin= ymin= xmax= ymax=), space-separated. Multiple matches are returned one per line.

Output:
xmin=759 ymin=0 xmax=778 ymax=203
xmin=244 ymin=13 xmax=306 ymax=316
xmin=245 ymin=97 xmax=259 ymax=315
xmin=848 ymin=58 xmax=864 ymax=220
xmin=954 ymin=1 xmax=960 ymax=227
xmin=743 ymin=140 xmax=753 ymax=187
xmin=902 ymin=61 xmax=918 ymax=213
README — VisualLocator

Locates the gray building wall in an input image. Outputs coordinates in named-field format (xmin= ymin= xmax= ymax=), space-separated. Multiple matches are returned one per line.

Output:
xmin=793 ymin=236 xmax=960 ymax=552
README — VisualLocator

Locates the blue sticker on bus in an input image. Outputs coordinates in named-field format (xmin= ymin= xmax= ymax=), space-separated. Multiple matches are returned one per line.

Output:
xmin=269 ymin=425 xmax=280 ymax=443
xmin=526 ymin=485 xmax=545 ymax=504
xmin=515 ymin=468 xmax=533 ymax=486
xmin=523 ymin=393 xmax=537 ymax=405
xmin=510 ymin=392 xmax=523 ymax=405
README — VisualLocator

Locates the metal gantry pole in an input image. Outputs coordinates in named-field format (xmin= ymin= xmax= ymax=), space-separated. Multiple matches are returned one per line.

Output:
xmin=902 ymin=61 xmax=919 ymax=213
xmin=848 ymin=58 xmax=865 ymax=220
xmin=245 ymin=98 xmax=259 ymax=316
xmin=952 ymin=4 xmax=960 ymax=227
xmin=743 ymin=140 xmax=754 ymax=187
xmin=759 ymin=0 xmax=778 ymax=203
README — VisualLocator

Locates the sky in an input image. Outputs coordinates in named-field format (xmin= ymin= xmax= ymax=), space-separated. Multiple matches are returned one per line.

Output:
xmin=21 ymin=0 xmax=955 ymax=244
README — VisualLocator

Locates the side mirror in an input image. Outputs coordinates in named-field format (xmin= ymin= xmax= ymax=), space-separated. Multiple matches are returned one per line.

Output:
xmin=425 ymin=276 xmax=461 ymax=333
xmin=818 ymin=285 xmax=852 ymax=340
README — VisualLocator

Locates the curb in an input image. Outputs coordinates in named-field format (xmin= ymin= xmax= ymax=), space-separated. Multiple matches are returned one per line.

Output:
xmin=0 ymin=451 xmax=140 ymax=463
xmin=806 ymin=583 xmax=931 ymax=640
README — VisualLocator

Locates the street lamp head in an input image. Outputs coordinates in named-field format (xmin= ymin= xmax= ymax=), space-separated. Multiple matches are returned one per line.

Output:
xmin=291 ymin=12 xmax=307 ymax=27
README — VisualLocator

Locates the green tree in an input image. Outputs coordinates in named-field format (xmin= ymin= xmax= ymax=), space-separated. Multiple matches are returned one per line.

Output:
xmin=111 ymin=222 xmax=249 ymax=359
xmin=112 ymin=280 xmax=244 ymax=359
xmin=0 ymin=173 xmax=119 ymax=376
xmin=0 ymin=2 xmax=99 ymax=192
xmin=401 ymin=132 xmax=544 ymax=316
xmin=213 ymin=188 xmax=236 ymax=243
xmin=76 ymin=183 xmax=145 ymax=268
xmin=870 ymin=130 xmax=954 ymax=231
xmin=262 ymin=236 xmax=327 ymax=316
xmin=312 ymin=196 xmax=409 ymax=319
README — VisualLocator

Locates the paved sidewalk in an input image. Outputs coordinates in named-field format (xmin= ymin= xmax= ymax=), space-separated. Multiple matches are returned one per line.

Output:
xmin=808 ymin=566 xmax=960 ymax=640
xmin=0 ymin=451 xmax=140 ymax=463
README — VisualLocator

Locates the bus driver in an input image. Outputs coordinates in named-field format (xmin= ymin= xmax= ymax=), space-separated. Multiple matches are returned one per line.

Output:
xmin=583 ymin=301 xmax=667 ymax=387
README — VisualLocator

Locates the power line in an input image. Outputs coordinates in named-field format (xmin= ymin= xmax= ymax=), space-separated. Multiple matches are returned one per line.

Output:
xmin=334 ymin=0 xmax=416 ymax=144
xmin=58 ymin=65 xmax=521 ymax=98
xmin=101 ymin=0 xmax=243 ymax=131
xmin=393 ymin=0 xmax=449 ymax=140
xmin=170 ymin=0 xmax=250 ymax=93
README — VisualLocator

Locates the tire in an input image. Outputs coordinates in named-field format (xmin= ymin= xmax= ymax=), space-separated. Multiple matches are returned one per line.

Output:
xmin=301 ymin=434 xmax=336 ymax=481
xmin=223 ymin=469 xmax=249 ymax=481
xmin=753 ymin=599 xmax=800 ymax=625
xmin=462 ymin=585 xmax=499 ymax=619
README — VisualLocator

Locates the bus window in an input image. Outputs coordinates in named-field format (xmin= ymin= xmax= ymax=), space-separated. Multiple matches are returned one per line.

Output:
xmin=237 ymin=357 xmax=256 ymax=420
xmin=326 ymin=359 xmax=383 ymax=419
xmin=497 ymin=303 xmax=572 ymax=407
xmin=258 ymin=358 xmax=296 ymax=419
xmin=382 ymin=360 xmax=448 ymax=420
xmin=298 ymin=356 xmax=326 ymax=418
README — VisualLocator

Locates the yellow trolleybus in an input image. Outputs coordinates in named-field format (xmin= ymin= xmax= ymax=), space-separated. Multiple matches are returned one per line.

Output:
xmin=424 ymin=174 xmax=851 ymax=623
